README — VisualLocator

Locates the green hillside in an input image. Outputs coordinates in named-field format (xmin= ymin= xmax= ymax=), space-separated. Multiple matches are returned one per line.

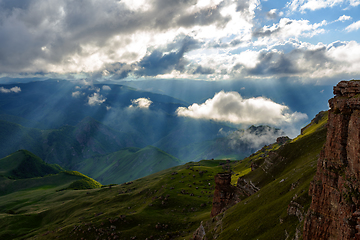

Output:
xmin=197 ymin=110 xmax=328 ymax=239
xmin=0 ymin=150 xmax=63 ymax=179
xmin=0 ymin=160 xmax=229 ymax=240
xmin=0 ymin=151 xmax=101 ymax=196
xmin=74 ymin=145 xmax=181 ymax=184
xmin=0 ymin=111 xmax=328 ymax=240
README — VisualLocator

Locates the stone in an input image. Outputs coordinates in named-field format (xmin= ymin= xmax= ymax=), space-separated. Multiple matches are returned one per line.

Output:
xmin=210 ymin=172 xmax=240 ymax=217
xmin=193 ymin=221 xmax=207 ymax=240
xmin=303 ymin=80 xmax=360 ymax=240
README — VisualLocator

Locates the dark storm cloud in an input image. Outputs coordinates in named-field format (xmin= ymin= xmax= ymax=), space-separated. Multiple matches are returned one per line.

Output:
xmin=92 ymin=35 xmax=202 ymax=78
xmin=191 ymin=65 xmax=215 ymax=75
xmin=135 ymin=35 xmax=202 ymax=77
xmin=0 ymin=0 xmax=231 ymax=75
xmin=247 ymin=51 xmax=300 ymax=75
xmin=136 ymin=50 xmax=187 ymax=76
xmin=235 ymin=46 xmax=336 ymax=78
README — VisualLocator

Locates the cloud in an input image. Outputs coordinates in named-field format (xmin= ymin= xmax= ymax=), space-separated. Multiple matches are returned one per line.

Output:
xmin=337 ymin=15 xmax=352 ymax=22
xmin=0 ymin=0 xmax=358 ymax=83
xmin=266 ymin=9 xmax=281 ymax=20
xmin=71 ymin=91 xmax=83 ymax=98
xmin=346 ymin=20 xmax=360 ymax=32
xmin=221 ymin=126 xmax=285 ymax=150
xmin=102 ymin=85 xmax=111 ymax=91
xmin=0 ymin=0 xmax=242 ymax=76
xmin=286 ymin=0 xmax=351 ymax=12
xmin=87 ymin=93 xmax=106 ymax=106
xmin=191 ymin=65 xmax=215 ymax=75
xmin=176 ymin=91 xmax=308 ymax=126
xmin=129 ymin=98 xmax=153 ymax=109
xmin=252 ymin=18 xmax=326 ymax=43
xmin=135 ymin=35 xmax=201 ymax=77
xmin=229 ymin=40 xmax=360 ymax=81
xmin=0 ymin=86 xmax=21 ymax=93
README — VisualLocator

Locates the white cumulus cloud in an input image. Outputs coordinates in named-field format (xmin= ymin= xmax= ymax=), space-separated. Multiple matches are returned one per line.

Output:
xmin=72 ymin=91 xmax=83 ymax=98
xmin=87 ymin=93 xmax=106 ymax=106
xmin=337 ymin=15 xmax=352 ymax=22
xmin=287 ymin=0 xmax=348 ymax=12
xmin=102 ymin=85 xmax=111 ymax=91
xmin=346 ymin=20 xmax=360 ymax=32
xmin=0 ymin=86 xmax=21 ymax=93
xmin=176 ymin=91 xmax=308 ymax=126
xmin=129 ymin=98 xmax=153 ymax=109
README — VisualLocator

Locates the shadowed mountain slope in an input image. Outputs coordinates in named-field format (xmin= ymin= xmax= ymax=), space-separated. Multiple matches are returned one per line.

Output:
xmin=74 ymin=145 xmax=181 ymax=184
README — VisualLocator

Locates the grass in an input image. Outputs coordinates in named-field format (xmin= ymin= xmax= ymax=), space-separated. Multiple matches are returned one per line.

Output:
xmin=0 ymin=150 xmax=63 ymax=179
xmin=197 ymin=111 xmax=328 ymax=240
xmin=0 ymin=110 xmax=329 ymax=240
xmin=291 ymin=111 xmax=328 ymax=142
xmin=0 ymin=160 xmax=231 ymax=240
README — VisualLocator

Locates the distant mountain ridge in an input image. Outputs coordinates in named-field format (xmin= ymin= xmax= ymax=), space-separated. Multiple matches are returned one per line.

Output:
xmin=0 ymin=150 xmax=63 ymax=179
xmin=0 ymin=150 xmax=101 ymax=196
xmin=0 ymin=117 xmax=143 ymax=168
xmin=74 ymin=146 xmax=181 ymax=184
xmin=0 ymin=80 xmax=237 ymax=162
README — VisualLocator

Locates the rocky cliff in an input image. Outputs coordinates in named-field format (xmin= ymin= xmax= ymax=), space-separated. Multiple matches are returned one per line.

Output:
xmin=210 ymin=172 xmax=241 ymax=217
xmin=303 ymin=80 xmax=360 ymax=240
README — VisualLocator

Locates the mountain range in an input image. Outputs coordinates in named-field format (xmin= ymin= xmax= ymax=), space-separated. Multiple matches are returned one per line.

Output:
xmin=0 ymin=80 xmax=285 ymax=184
xmin=0 ymin=102 xmax=327 ymax=240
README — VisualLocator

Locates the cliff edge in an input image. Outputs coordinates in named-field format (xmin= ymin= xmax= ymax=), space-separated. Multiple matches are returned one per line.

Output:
xmin=303 ymin=80 xmax=360 ymax=240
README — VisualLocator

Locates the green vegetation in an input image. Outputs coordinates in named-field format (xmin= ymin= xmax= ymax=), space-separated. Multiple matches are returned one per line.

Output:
xmin=0 ymin=150 xmax=63 ymax=179
xmin=62 ymin=171 xmax=102 ymax=190
xmin=198 ymin=110 xmax=328 ymax=240
xmin=0 ymin=110 xmax=329 ymax=240
xmin=292 ymin=111 xmax=328 ymax=142
xmin=0 ymin=160 xmax=230 ymax=240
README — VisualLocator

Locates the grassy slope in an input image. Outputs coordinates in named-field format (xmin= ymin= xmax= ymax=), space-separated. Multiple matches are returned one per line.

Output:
xmin=200 ymin=111 xmax=328 ymax=240
xmin=0 ymin=160 xmax=230 ymax=240
xmin=0 ymin=111 xmax=328 ymax=240
xmin=0 ymin=149 xmax=63 ymax=179
xmin=74 ymin=146 xmax=181 ymax=184
xmin=0 ymin=151 xmax=101 ymax=196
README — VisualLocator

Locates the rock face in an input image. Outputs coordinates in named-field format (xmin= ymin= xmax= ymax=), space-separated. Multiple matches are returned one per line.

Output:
xmin=211 ymin=173 xmax=240 ymax=217
xmin=303 ymin=80 xmax=360 ymax=240
xmin=193 ymin=221 xmax=207 ymax=240
xmin=237 ymin=177 xmax=259 ymax=196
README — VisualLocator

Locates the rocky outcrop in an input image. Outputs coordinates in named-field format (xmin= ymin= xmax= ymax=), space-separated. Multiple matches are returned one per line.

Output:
xmin=211 ymin=172 xmax=240 ymax=217
xmin=303 ymin=80 xmax=360 ymax=240
xmin=193 ymin=221 xmax=207 ymax=240
xmin=237 ymin=177 xmax=259 ymax=196
xmin=276 ymin=136 xmax=290 ymax=145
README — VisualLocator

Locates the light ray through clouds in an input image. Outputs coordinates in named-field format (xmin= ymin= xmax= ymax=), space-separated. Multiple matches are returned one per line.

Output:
xmin=0 ymin=0 xmax=359 ymax=139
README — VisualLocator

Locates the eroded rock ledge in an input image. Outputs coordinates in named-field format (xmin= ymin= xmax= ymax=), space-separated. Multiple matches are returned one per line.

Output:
xmin=210 ymin=172 xmax=241 ymax=217
xmin=303 ymin=80 xmax=360 ymax=240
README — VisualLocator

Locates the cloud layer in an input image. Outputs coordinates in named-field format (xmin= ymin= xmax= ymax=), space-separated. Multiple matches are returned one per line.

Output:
xmin=0 ymin=0 xmax=359 ymax=83
xmin=176 ymin=91 xmax=308 ymax=126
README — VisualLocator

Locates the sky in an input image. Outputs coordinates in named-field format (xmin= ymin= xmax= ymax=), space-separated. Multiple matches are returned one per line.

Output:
xmin=0 ymin=0 xmax=359 ymax=136
xmin=0 ymin=0 xmax=359 ymax=83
